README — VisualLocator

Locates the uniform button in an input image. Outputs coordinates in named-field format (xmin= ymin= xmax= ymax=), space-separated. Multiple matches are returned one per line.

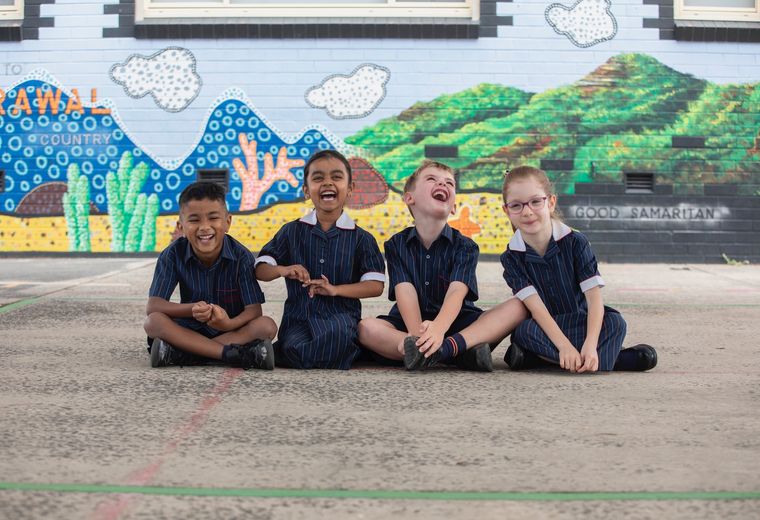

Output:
xmin=426 ymin=254 xmax=430 ymax=259
xmin=319 ymin=259 xmax=325 ymax=264
xmin=424 ymin=281 xmax=429 ymax=286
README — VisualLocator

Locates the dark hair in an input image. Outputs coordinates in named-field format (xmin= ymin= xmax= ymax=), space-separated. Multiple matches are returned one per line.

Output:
xmin=179 ymin=181 xmax=227 ymax=208
xmin=303 ymin=149 xmax=352 ymax=185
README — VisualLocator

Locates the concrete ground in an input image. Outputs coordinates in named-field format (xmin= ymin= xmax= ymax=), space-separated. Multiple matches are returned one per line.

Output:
xmin=0 ymin=257 xmax=759 ymax=519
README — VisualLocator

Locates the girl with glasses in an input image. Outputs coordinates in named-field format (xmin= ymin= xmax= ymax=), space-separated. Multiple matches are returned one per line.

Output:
xmin=499 ymin=166 xmax=657 ymax=373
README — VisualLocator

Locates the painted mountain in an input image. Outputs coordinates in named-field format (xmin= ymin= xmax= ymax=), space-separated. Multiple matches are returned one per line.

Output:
xmin=347 ymin=53 xmax=760 ymax=194
xmin=0 ymin=81 xmax=340 ymax=215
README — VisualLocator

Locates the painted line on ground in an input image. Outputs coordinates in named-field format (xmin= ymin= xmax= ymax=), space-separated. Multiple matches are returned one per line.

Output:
xmin=89 ymin=369 xmax=242 ymax=520
xmin=0 ymin=261 xmax=155 ymax=314
xmin=36 ymin=296 xmax=760 ymax=309
xmin=0 ymin=297 xmax=41 ymax=314
xmin=0 ymin=483 xmax=758 ymax=502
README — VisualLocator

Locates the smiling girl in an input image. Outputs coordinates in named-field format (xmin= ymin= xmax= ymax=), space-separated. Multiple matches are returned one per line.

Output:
xmin=500 ymin=166 xmax=657 ymax=373
xmin=254 ymin=150 xmax=386 ymax=369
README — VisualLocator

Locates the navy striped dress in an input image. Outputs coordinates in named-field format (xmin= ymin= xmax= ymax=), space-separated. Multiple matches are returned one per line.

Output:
xmin=500 ymin=221 xmax=626 ymax=371
xmin=149 ymin=234 xmax=265 ymax=338
xmin=256 ymin=210 xmax=386 ymax=369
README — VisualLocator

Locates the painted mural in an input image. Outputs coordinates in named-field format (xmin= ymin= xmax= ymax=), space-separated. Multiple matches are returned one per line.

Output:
xmin=0 ymin=53 xmax=758 ymax=254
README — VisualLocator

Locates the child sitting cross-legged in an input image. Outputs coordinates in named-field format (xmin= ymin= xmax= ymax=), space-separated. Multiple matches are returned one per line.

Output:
xmin=359 ymin=160 xmax=528 ymax=371
xmin=144 ymin=181 xmax=277 ymax=370
xmin=255 ymin=150 xmax=386 ymax=369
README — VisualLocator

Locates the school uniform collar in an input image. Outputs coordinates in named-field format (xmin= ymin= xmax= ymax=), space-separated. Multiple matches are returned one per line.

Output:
xmin=299 ymin=209 xmax=356 ymax=230
xmin=183 ymin=234 xmax=234 ymax=265
xmin=406 ymin=223 xmax=454 ymax=245
xmin=507 ymin=221 xmax=572 ymax=252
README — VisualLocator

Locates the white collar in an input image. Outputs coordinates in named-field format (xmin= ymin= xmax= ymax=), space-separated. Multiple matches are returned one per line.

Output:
xmin=299 ymin=209 xmax=356 ymax=230
xmin=508 ymin=220 xmax=572 ymax=252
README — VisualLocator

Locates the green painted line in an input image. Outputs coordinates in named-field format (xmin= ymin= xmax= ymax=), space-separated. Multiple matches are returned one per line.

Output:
xmin=0 ymin=482 xmax=758 ymax=502
xmin=0 ymin=297 xmax=41 ymax=314
xmin=607 ymin=302 xmax=760 ymax=309
xmin=5 ymin=295 xmax=758 ymax=310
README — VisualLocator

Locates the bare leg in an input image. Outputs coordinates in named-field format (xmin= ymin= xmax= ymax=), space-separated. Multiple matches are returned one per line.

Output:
xmin=213 ymin=316 xmax=277 ymax=346
xmin=459 ymin=298 xmax=528 ymax=348
xmin=144 ymin=312 xmax=225 ymax=359
xmin=357 ymin=318 xmax=407 ymax=361
xmin=144 ymin=313 xmax=277 ymax=360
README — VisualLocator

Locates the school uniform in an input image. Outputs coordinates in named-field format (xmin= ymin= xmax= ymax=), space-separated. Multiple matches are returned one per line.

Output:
xmin=148 ymin=234 xmax=265 ymax=349
xmin=500 ymin=220 xmax=626 ymax=371
xmin=379 ymin=224 xmax=482 ymax=334
xmin=255 ymin=210 xmax=385 ymax=369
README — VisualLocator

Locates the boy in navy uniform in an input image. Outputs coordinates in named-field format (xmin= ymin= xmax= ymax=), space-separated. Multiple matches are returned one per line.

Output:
xmin=359 ymin=160 xmax=527 ymax=371
xmin=255 ymin=150 xmax=385 ymax=369
xmin=144 ymin=181 xmax=277 ymax=369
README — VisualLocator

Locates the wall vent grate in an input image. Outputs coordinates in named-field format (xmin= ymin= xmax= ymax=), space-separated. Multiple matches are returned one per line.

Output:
xmin=625 ymin=172 xmax=654 ymax=194
xmin=197 ymin=169 xmax=229 ymax=192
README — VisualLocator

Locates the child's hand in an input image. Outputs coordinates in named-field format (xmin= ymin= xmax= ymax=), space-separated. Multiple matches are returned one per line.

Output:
xmin=279 ymin=264 xmax=311 ymax=283
xmin=558 ymin=344 xmax=582 ymax=373
xmin=304 ymin=275 xmax=338 ymax=298
xmin=416 ymin=320 xmax=445 ymax=358
xmin=207 ymin=304 xmax=231 ymax=331
xmin=578 ymin=342 xmax=599 ymax=373
xmin=192 ymin=301 xmax=213 ymax=323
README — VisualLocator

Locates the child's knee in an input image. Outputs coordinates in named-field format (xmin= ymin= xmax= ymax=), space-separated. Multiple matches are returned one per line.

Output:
xmin=603 ymin=312 xmax=627 ymax=335
xmin=513 ymin=318 xmax=538 ymax=345
xmin=143 ymin=312 xmax=168 ymax=337
xmin=258 ymin=316 xmax=278 ymax=339
xmin=357 ymin=318 xmax=378 ymax=343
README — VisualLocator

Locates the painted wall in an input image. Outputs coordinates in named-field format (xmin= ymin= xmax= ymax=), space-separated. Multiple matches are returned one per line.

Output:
xmin=0 ymin=0 xmax=758 ymax=260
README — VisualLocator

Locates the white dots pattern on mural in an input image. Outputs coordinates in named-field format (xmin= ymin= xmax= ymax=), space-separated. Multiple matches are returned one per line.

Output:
xmin=545 ymin=0 xmax=618 ymax=48
xmin=305 ymin=64 xmax=390 ymax=120
xmin=109 ymin=47 xmax=202 ymax=113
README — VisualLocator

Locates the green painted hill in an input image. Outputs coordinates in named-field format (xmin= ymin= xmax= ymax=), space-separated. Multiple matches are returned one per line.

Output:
xmin=348 ymin=53 xmax=760 ymax=193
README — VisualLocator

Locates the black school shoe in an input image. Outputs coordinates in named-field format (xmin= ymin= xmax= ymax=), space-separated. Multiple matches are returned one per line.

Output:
xmin=504 ymin=343 xmax=551 ymax=371
xmin=403 ymin=336 xmax=441 ymax=371
xmin=504 ymin=343 xmax=527 ymax=370
xmin=614 ymin=344 xmax=658 ymax=372
xmin=150 ymin=338 xmax=204 ymax=368
xmin=453 ymin=343 xmax=494 ymax=372
xmin=225 ymin=339 xmax=275 ymax=370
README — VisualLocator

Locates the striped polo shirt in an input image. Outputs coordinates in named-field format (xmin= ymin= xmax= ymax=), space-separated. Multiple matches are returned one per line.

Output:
xmin=149 ymin=234 xmax=265 ymax=318
xmin=255 ymin=210 xmax=386 ymax=321
xmin=385 ymin=224 xmax=480 ymax=318
xmin=500 ymin=220 xmax=605 ymax=316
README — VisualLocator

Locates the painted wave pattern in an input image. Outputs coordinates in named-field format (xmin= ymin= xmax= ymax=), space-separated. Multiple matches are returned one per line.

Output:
xmin=0 ymin=81 xmax=338 ymax=214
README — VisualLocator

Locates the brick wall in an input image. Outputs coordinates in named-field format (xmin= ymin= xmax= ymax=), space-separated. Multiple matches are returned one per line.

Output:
xmin=562 ymin=183 xmax=760 ymax=263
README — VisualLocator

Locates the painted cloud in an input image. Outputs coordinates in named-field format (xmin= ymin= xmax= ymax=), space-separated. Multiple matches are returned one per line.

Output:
xmin=546 ymin=0 xmax=618 ymax=48
xmin=110 ymin=47 xmax=202 ymax=112
xmin=305 ymin=64 xmax=390 ymax=119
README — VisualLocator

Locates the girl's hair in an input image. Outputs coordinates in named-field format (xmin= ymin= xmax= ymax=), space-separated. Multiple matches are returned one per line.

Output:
xmin=303 ymin=149 xmax=352 ymax=184
xmin=502 ymin=165 xmax=562 ymax=221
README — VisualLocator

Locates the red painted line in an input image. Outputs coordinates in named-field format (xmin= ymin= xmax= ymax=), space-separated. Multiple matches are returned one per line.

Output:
xmin=90 ymin=369 xmax=242 ymax=520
